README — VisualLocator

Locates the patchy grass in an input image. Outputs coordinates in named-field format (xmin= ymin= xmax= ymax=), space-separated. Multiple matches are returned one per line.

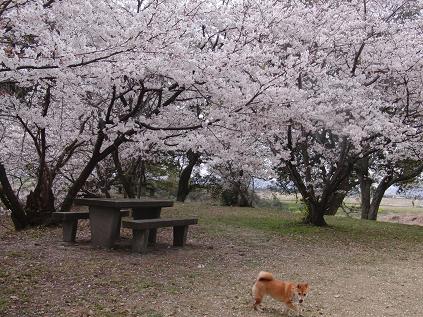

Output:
xmin=378 ymin=205 xmax=423 ymax=214
xmin=170 ymin=203 xmax=423 ymax=246
xmin=342 ymin=201 xmax=423 ymax=216
xmin=139 ymin=310 xmax=164 ymax=317
xmin=0 ymin=296 xmax=8 ymax=314
xmin=135 ymin=280 xmax=155 ymax=291
xmin=4 ymin=250 xmax=27 ymax=258
xmin=0 ymin=268 xmax=9 ymax=278
xmin=255 ymin=196 xmax=304 ymax=213
xmin=325 ymin=216 xmax=423 ymax=243
xmin=1 ymin=202 xmax=423 ymax=317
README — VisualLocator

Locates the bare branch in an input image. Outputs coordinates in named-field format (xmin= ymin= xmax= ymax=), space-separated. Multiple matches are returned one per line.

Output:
xmin=351 ymin=42 xmax=365 ymax=76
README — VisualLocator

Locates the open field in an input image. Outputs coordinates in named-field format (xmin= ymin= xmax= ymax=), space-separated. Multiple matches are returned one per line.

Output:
xmin=1 ymin=202 xmax=423 ymax=317
xmin=257 ymin=192 xmax=423 ymax=226
xmin=258 ymin=192 xmax=423 ymax=212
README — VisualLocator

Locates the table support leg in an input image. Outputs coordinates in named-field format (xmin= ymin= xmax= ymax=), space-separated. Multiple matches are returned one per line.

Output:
xmin=173 ymin=225 xmax=188 ymax=247
xmin=132 ymin=229 xmax=150 ymax=253
xmin=89 ymin=207 xmax=121 ymax=248
xmin=132 ymin=207 xmax=161 ymax=246
xmin=63 ymin=220 xmax=77 ymax=242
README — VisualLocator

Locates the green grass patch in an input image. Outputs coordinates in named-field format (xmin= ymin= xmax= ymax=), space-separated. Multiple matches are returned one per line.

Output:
xmin=0 ymin=296 xmax=8 ymax=313
xmin=136 ymin=280 xmax=155 ymax=291
xmin=138 ymin=309 xmax=164 ymax=317
xmin=5 ymin=250 xmax=26 ymax=258
xmin=0 ymin=269 xmax=9 ymax=278
xmin=171 ymin=202 xmax=423 ymax=246
xmin=325 ymin=216 xmax=423 ymax=243
xmin=342 ymin=203 xmax=423 ymax=215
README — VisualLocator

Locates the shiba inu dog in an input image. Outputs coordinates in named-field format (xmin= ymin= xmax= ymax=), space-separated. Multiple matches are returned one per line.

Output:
xmin=252 ymin=271 xmax=309 ymax=315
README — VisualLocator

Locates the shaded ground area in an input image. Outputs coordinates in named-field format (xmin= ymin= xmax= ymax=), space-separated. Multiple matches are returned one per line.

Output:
xmin=1 ymin=203 xmax=423 ymax=317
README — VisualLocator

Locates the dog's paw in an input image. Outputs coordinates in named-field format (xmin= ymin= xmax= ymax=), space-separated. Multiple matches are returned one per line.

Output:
xmin=254 ymin=306 xmax=264 ymax=313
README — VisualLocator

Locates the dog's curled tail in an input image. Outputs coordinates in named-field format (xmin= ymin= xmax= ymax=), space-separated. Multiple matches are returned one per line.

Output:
xmin=257 ymin=271 xmax=273 ymax=282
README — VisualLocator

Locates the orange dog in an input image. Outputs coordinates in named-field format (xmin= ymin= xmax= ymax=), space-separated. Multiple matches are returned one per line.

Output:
xmin=252 ymin=271 xmax=309 ymax=315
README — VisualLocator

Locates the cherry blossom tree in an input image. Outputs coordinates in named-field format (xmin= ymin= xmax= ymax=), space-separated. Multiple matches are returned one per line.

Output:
xmin=0 ymin=0 xmax=225 ymax=227
xmin=357 ymin=157 xmax=423 ymax=220
xmin=0 ymin=0 xmax=280 ymax=228
xmin=246 ymin=0 xmax=423 ymax=225
xmin=1 ymin=0 xmax=422 ymax=230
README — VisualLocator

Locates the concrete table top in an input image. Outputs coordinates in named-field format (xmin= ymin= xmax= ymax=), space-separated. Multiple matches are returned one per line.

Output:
xmin=74 ymin=198 xmax=174 ymax=208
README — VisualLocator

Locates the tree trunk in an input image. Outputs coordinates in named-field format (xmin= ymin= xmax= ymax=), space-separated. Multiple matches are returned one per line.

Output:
xmin=368 ymin=178 xmax=391 ymax=220
xmin=0 ymin=163 xmax=28 ymax=230
xmin=325 ymin=191 xmax=347 ymax=215
xmin=176 ymin=150 xmax=200 ymax=202
xmin=238 ymin=189 xmax=252 ymax=207
xmin=304 ymin=202 xmax=327 ymax=226
xmin=24 ymin=164 xmax=55 ymax=225
xmin=366 ymin=163 xmax=423 ymax=220
xmin=60 ymin=126 xmax=133 ymax=212
xmin=368 ymin=191 xmax=383 ymax=220
xmin=356 ymin=157 xmax=372 ymax=219
xmin=60 ymin=159 xmax=98 ymax=212
xmin=137 ymin=160 xmax=147 ymax=198
xmin=113 ymin=150 xmax=135 ymax=198
xmin=284 ymin=137 xmax=353 ymax=226
xmin=359 ymin=177 xmax=371 ymax=219
xmin=25 ymin=187 xmax=55 ymax=225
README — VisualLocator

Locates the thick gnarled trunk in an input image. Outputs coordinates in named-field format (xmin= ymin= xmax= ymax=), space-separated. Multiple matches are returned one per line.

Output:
xmin=0 ymin=162 xmax=56 ymax=229
xmin=0 ymin=163 xmax=28 ymax=230
xmin=24 ymin=165 xmax=55 ymax=225
xmin=325 ymin=191 xmax=347 ymax=216
xmin=286 ymin=159 xmax=353 ymax=226
xmin=303 ymin=202 xmax=327 ymax=226
xmin=359 ymin=163 xmax=423 ymax=220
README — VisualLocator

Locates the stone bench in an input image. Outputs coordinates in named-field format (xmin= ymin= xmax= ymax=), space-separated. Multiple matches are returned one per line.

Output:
xmin=52 ymin=209 xmax=129 ymax=242
xmin=52 ymin=211 xmax=89 ymax=242
xmin=122 ymin=218 xmax=198 ymax=253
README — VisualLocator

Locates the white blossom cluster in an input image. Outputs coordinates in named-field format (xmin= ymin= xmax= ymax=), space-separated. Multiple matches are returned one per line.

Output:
xmin=0 ymin=0 xmax=421 ymax=205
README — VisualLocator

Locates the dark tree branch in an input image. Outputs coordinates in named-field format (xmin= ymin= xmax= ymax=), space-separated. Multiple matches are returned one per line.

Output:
xmin=351 ymin=42 xmax=365 ymax=76
xmin=43 ymin=0 xmax=57 ymax=8
xmin=16 ymin=115 xmax=41 ymax=156
xmin=162 ymin=88 xmax=185 ymax=108
xmin=364 ymin=75 xmax=380 ymax=86
xmin=0 ymin=49 xmax=133 ymax=73
xmin=391 ymin=164 xmax=423 ymax=185
xmin=0 ymin=0 xmax=13 ymax=17
xmin=105 ymin=85 xmax=117 ymax=123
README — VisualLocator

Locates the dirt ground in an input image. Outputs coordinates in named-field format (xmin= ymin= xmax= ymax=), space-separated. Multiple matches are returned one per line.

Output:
xmin=1 ymin=205 xmax=423 ymax=317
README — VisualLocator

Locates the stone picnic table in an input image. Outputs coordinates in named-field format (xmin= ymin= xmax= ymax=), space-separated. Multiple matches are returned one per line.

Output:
xmin=74 ymin=198 xmax=174 ymax=248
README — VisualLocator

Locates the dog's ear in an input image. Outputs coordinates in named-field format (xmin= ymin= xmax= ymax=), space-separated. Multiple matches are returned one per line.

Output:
xmin=298 ymin=282 xmax=309 ymax=290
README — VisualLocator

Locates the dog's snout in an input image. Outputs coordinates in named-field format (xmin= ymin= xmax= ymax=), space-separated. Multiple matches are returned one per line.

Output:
xmin=299 ymin=299 xmax=303 ymax=303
